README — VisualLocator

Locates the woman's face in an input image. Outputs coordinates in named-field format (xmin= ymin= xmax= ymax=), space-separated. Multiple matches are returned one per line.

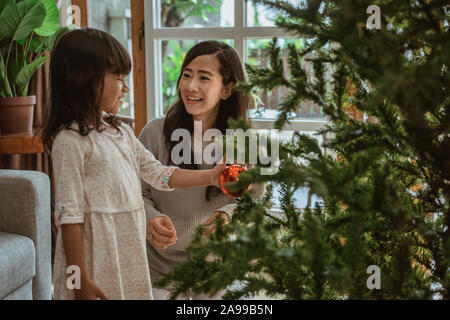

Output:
xmin=100 ymin=73 xmax=129 ymax=115
xmin=179 ymin=54 xmax=232 ymax=124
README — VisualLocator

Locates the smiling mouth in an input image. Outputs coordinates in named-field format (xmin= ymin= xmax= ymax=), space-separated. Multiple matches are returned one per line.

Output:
xmin=186 ymin=96 xmax=203 ymax=102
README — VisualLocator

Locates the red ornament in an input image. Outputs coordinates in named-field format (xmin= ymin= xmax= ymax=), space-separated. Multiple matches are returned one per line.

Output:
xmin=219 ymin=164 xmax=251 ymax=197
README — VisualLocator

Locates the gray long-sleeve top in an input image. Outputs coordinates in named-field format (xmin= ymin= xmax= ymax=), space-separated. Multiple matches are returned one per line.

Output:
xmin=139 ymin=118 xmax=242 ymax=282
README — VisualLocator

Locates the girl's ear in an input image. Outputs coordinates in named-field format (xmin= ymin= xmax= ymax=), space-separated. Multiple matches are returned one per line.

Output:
xmin=221 ymin=83 xmax=234 ymax=100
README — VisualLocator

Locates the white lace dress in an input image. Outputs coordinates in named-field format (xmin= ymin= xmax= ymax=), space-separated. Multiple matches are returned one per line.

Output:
xmin=51 ymin=123 xmax=176 ymax=300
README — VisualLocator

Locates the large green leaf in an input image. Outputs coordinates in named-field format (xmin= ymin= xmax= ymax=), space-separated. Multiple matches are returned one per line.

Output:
xmin=0 ymin=0 xmax=13 ymax=15
xmin=15 ymin=55 xmax=46 ymax=96
xmin=0 ymin=0 xmax=46 ymax=40
xmin=34 ymin=0 xmax=59 ymax=37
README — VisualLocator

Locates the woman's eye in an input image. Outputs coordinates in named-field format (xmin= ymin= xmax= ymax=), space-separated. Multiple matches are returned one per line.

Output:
xmin=201 ymin=76 xmax=210 ymax=81
xmin=182 ymin=73 xmax=191 ymax=78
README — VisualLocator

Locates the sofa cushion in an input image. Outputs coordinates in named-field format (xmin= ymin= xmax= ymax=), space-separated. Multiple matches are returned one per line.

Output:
xmin=2 ymin=280 xmax=33 ymax=300
xmin=0 ymin=232 xmax=36 ymax=299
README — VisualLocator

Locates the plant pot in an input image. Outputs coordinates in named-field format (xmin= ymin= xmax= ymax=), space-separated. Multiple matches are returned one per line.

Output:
xmin=0 ymin=96 xmax=36 ymax=135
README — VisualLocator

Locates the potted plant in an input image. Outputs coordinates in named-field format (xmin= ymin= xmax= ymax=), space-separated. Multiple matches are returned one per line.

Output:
xmin=0 ymin=0 xmax=66 ymax=134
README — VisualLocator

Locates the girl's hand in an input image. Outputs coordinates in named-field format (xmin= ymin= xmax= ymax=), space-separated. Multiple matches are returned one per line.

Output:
xmin=75 ymin=278 xmax=108 ymax=300
xmin=147 ymin=217 xmax=177 ymax=250
xmin=210 ymin=157 xmax=227 ymax=188
xmin=203 ymin=211 xmax=230 ymax=238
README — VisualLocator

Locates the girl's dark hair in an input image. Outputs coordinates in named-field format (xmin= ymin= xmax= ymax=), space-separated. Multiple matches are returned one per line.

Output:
xmin=163 ymin=40 xmax=249 ymax=200
xmin=42 ymin=28 xmax=132 ymax=153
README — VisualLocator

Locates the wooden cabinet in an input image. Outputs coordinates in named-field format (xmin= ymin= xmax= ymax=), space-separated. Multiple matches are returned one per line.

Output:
xmin=0 ymin=129 xmax=44 ymax=155
xmin=0 ymin=129 xmax=44 ymax=170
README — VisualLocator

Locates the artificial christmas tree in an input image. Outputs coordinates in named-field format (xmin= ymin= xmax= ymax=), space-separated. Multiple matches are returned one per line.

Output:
xmin=155 ymin=0 xmax=450 ymax=299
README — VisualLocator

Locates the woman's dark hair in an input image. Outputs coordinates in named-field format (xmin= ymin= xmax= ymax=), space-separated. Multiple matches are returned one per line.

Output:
xmin=163 ymin=40 xmax=250 ymax=200
xmin=42 ymin=28 xmax=132 ymax=153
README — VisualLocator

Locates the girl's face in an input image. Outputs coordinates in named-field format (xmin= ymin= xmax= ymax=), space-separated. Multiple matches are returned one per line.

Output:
xmin=179 ymin=54 xmax=232 ymax=124
xmin=100 ymin=73 xmax=129 ymax=115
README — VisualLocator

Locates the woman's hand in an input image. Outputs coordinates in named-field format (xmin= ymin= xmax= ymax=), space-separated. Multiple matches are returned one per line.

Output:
xmin=147 ymin=217 xmax=177 ymax=250
xmin=203 ymin=211 xmax=230 ymax=238
xmin=74 ymin=278 xmax=108 ymax=300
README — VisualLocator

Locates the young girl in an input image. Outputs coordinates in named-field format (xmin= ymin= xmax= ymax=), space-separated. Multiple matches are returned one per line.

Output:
xmin=43 ymin=29 xmax=225 ymax=300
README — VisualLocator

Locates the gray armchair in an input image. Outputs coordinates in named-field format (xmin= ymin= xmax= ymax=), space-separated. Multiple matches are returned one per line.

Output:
xmin=0 ymin=170 xmax=52 ymax=300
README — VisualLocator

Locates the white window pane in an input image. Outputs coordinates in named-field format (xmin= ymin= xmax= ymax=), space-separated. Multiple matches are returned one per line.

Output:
xmin=161 ymin=39 xmax=234 ymax=114
xmin=271 ymin=130 xmax=324 ymax=209
xmin=88 ymin=0 xmax=134 ymax=118
xmin=159 ymin=0 xmax=234 ymax=28
xmin=247 ymin=38 xmax=326 ymax=120
xmin=247 ymin=0 xmax=305 ymax=27
xmin=271 ymin=185 xmax=323 ymax=209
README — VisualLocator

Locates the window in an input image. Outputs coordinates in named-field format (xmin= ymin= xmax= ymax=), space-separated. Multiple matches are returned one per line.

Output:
xmin=88 ymin=0 xmax=135 ymax=119
xmin=144 ymin=0 xmax=328 ymax=127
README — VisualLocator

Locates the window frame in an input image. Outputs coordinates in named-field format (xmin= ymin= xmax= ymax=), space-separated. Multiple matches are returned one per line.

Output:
xmin=143 ymin=0 xmax=329 ymax=133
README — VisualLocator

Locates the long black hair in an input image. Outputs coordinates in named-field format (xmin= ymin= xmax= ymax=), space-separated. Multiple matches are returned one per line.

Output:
xmin=42 ymin=28 xmax=132 ymax=153
xmin=163 ymin=40 xmax=250 ymax=200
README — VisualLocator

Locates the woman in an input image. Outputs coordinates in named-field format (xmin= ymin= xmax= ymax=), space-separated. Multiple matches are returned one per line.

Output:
xmin=139 ymin=40 xmax=259 ymax=300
